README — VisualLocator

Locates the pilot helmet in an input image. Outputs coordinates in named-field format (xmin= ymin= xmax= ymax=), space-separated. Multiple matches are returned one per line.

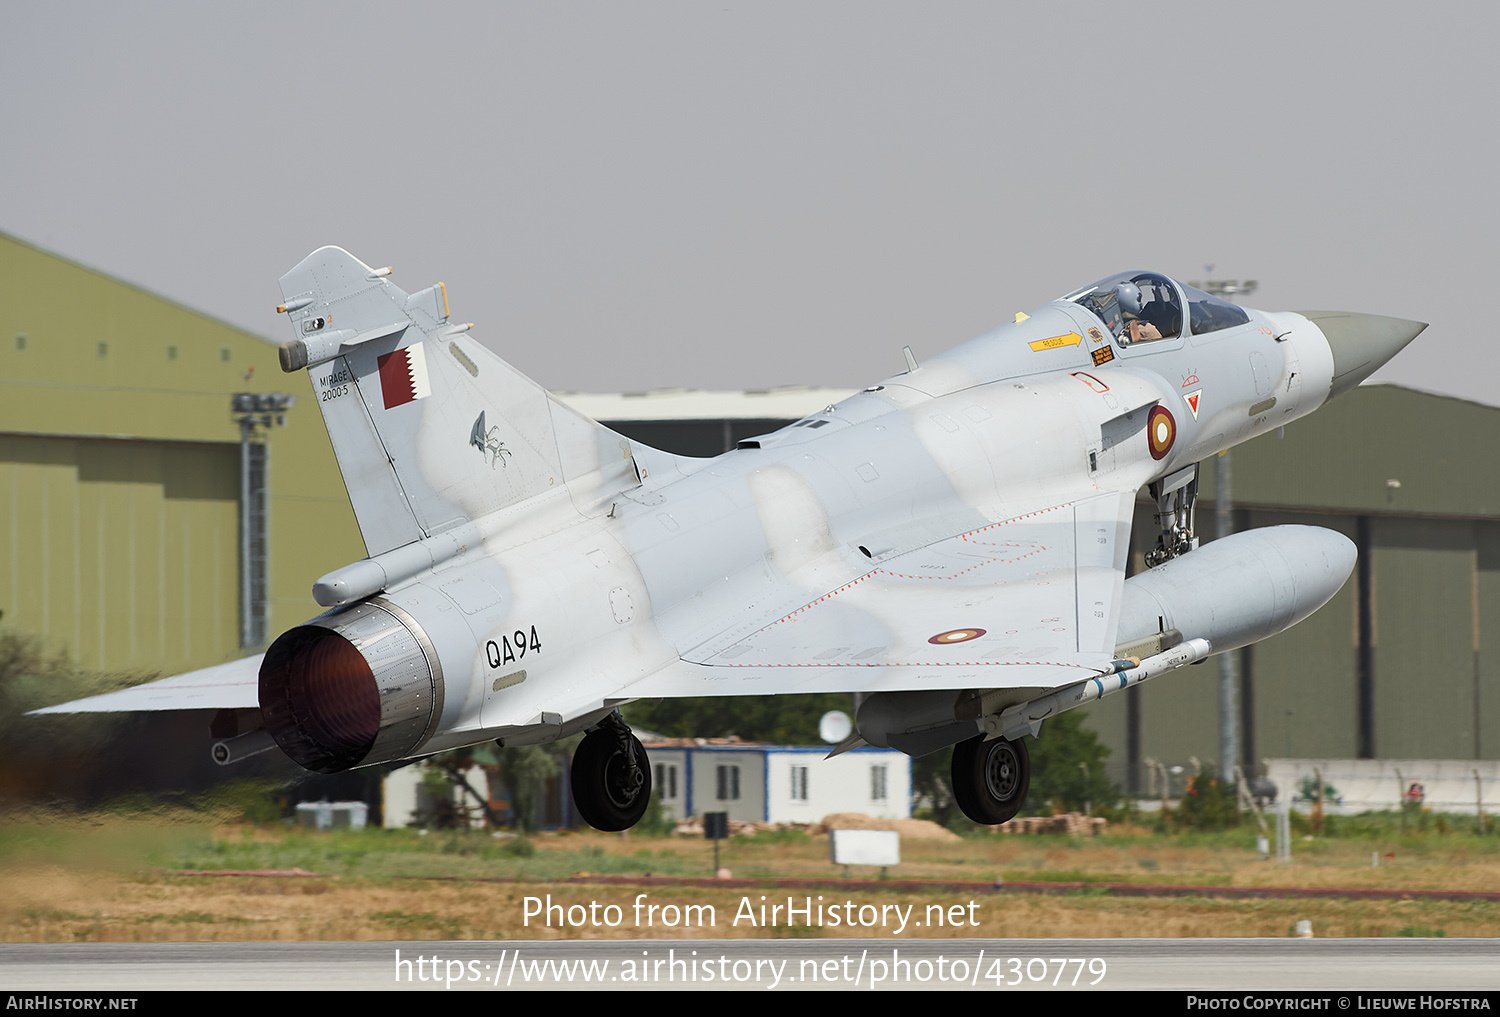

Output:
xmin=1113 ymin=281 xmax=1144 ymax=316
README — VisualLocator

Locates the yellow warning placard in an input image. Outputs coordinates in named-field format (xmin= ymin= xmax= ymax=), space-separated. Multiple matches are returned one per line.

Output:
xmin=1028 ymin=333 xmax=1082 ymax=352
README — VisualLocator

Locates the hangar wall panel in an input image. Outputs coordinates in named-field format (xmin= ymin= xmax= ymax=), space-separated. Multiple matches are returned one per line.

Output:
xmin=1372 ymin=517 xmax=1477 ymax=759
xmin=1219 ymin=387 xmax=1500 ymax=518
xmin=1079 ymin=695 xmax=1129 ymax=790
xmin=1135 ymin=656 xmax=1220 ymax=779
xmin=1477 ymin=522 xmax=1500 ymax=759
xmin=1239 ymin=510 xmax=1360 ymax=761
xmin=0 ymin=434 xmax=239 ymax=673
xmin=610 ymin=419 xmax=789 ymax=458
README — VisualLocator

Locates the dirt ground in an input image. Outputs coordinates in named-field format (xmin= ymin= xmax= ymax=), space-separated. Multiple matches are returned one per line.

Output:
xmin=3 ymin=817 xmax=1497 ymax=943
xmin=4 ymin=868 xmax=1496 ymax=943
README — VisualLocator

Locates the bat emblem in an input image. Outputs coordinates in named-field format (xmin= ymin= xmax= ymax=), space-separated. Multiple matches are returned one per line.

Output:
xmin=470 ymin=411 xmax=512 ymax=468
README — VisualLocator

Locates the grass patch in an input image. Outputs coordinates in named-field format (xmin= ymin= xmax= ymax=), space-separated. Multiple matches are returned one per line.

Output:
xmin=132 ymin=911 xmax=249 ymax=925
xmin=367 ymin=910 xmax=470 ymax=939
xmin=1394 ymin=924 xmax=1446 ymax=937
xmin=20 ymin=908 xmax=92 ymax=924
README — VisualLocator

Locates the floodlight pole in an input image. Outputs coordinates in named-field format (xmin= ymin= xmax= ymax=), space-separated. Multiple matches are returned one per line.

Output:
xmin=232 ymin=393 xmax=296 ymax=648
xmin=1192 ymin=270 xmax=1259 ymax=782
xmin=1216 ymin=445 xmax=1236 ymax=781
xmin=238 ymin=413 xmax=256 ymax=648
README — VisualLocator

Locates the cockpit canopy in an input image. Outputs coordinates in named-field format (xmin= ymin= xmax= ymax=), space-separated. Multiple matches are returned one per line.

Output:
xmin=1065 ymin=271 xmax=1250 ymax=344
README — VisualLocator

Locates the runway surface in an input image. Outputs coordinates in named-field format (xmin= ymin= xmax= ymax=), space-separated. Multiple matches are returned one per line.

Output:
xmin=3 ymin=938 xmax=1497 ymax=991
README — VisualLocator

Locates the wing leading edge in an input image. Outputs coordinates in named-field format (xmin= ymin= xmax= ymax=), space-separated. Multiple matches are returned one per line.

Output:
xmin=27 ymin=655 xmax=263 ymax=714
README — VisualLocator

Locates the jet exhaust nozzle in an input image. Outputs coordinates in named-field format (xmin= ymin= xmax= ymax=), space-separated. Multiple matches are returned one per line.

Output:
xmin=259 ymin=599 xmax=444 ymax=773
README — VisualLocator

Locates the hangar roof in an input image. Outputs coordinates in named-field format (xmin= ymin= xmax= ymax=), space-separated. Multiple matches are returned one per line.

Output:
xmin=0 ymin=230 xmax=291 ymax=445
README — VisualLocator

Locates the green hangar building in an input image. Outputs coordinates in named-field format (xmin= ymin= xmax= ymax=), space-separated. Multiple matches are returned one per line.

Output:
xmin=3 ymin=230 xmax=1496 ymax=796
xmin=0 ymin=230 xmax=365 ymax=678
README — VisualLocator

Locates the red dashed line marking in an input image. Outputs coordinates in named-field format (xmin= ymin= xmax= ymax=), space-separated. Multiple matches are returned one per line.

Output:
xmin=712 ymin=502 xmax=1081 ymax=659
xmin=879 ymin=541 xmax=1046 ymax=581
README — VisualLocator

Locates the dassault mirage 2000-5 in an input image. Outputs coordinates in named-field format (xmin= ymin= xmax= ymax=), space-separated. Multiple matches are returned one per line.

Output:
xmin=35 ymin=252 xmax=1424 ymax=828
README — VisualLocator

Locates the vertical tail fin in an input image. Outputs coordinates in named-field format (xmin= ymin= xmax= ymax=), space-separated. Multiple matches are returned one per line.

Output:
xmin=277 ymin=246 xmax=641 ymax=556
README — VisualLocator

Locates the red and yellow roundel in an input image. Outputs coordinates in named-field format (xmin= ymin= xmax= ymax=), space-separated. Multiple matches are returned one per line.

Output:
xmin=1147 ymin=405 xmax=1176 ymax=460
xmin=928 ymin=628 xmax=986 ymax=645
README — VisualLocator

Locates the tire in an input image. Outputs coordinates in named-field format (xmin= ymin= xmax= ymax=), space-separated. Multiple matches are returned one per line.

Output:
xmin=570 ymin=730 xmax=652 ymax=832
xmin=950 ymin=735 xmax=1029 ymax=825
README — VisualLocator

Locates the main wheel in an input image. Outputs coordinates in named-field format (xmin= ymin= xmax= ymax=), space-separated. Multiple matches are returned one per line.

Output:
xmin=571 ymin=729 xmax=652 ymax=831
xmin=950 ymin=735 xmax=1029 ymax=825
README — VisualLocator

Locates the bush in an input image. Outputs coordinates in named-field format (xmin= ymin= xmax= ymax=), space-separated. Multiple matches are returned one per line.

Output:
xmin=1296 ymin=776 xmax=1339 ymax=803
xmin=0 ymin=628 xmax=147 ymax=803
xmin=192 ymin=779 xmax=284 ymax=824
xmin=501 ymin=835 xmax=535 ymax=858
xmin=633 ymin=792 xmax=673 ymax=837
xmin=1174 ymin=767 xmax=1241 ymax=831
xmin=1025 ymin=712 xmax=1121 ymax=815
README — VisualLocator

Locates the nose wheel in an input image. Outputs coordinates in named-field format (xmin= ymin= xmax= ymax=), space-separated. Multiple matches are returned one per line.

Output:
xmin=570 ymin=713 xmax=652 ymax=832
xmin=951 ymin=734 xmax=1030 ymax=825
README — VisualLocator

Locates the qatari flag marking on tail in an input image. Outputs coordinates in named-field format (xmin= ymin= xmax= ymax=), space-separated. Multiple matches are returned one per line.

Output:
xmin=377 ymin=343 xmax=431 ymax=409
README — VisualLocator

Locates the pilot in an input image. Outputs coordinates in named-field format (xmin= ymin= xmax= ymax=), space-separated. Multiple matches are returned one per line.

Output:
xmin=1114 ymin=280 xmax=1179 ymax=343
xmin=1113 ymin=282 xmax=1161 ymax=343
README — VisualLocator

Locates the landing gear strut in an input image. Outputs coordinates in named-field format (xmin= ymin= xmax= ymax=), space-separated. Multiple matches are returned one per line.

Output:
xmin=570 ymin=712 xmax=652 ymax=832
xmin=950 ymin=734 xmax=1030 ymax=825
xmin=1145 ymin=463 xmax=1199 ymax=568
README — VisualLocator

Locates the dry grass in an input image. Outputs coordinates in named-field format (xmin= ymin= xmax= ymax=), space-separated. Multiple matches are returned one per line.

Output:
xmin=2 ymin=816 xmax=1497 ymax=943
xmin=6 ymin=868 xmax=1497 ymax=943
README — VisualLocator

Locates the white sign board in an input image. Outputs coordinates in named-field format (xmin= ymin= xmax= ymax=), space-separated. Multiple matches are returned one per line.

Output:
xmin=829 ymin=828 xmax=900 ymax=867
xmin=295 ymin=801 xmax=369 ymax=830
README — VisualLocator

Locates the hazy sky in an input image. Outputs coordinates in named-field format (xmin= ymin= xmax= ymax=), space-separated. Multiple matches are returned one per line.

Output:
xmin=3 ymin=1 xmax=1494 ymax=401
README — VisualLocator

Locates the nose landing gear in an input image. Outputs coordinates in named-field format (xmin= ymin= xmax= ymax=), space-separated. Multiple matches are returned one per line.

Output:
xmin=570 ymin=712 xmax=652 ymax=832
xmin=950 ymin=734 xmax=1030 ymax=825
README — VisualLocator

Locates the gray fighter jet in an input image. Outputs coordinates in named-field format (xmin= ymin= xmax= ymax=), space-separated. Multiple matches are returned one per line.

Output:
xmin=34 ymin=253 xmax=1424 ymax=829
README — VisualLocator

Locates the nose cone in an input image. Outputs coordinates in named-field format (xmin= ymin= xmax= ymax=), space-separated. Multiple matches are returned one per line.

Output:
xmin=1299 ymin=311 xmax=1427 ymax=400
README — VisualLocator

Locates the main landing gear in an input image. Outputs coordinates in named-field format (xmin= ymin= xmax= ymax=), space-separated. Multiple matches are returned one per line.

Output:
xmin=571 ymin=712 xmax=652 ymax=832
xmin=950 ymin=734 xmax=1030 ymax=825
xmin=1145 ymin=462 xmax=1199 ymax=568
